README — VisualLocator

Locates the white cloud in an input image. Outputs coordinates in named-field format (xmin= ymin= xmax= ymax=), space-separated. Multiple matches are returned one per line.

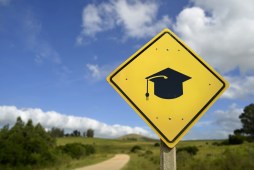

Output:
xmin=114 ymin=0 xmax=171 ymax=39
xmin=85 ymin=63 xmax=113 ymax=81
xmin=222 ymin=75 xmax=254 ymax=99
xmin=0 ymin=106 xmax=156 ymax=138
xmin=213 ymin=104 xmax=242 ymax=133
xmin=82 ymin=3 xmax=115 ymax=36
xmin=185 ymin=104 xmax=242 ymax=140
xmin=0 ymin=0 xmax=11 ymax=6
xmin=77 ymin=0 xmax=171 ymax=44
xmin=23 ymin=11 xmax=62 ymax=65
xmin=0 ymin=100 xmax=244 ymax=141
xmin=174 ymin=0 xmax=254 ymax=74
xmin=86 ymin=64 xmax=100 ymax=79
xmin=194 ymin=120 xmax=212 ymax=128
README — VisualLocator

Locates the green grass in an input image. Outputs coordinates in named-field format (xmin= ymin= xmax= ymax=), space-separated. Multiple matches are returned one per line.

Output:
xmin=176 ymin=140 xmax=254 ymax=170
xmin=49 ymin=137 xmax=254 ymax=170
xmin=57 ymin=137 xmax=148 ymax=154
xmin=122 ymin=153 xmax=159 ymax=170
xmin=122 ymin=142 xmax=160 ymax=170
xmin=55 ymin=137 xmax=159 ymax=170
xmin=119 ymin=133 xmax=159 ymax=142
xmin=42 ymin=153 xmax=114 ymax=170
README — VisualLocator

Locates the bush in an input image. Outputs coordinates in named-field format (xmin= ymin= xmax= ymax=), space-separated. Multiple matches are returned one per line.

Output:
xmin=246 ymin=136 xmax=254 ymax=142
xmin=130 ymin=145 xmax=142 ymax=153
xmin=154 ymin=142 xmax=160 ymax=147
xmin=177 ymin=147 xmax=254 ymax=170
xmin=177 ymin=146 xmax=199 ymax=155
xmin=213 ymin=135 xmax=245 ymax=146
xmin=0 ymin=117 xmax=56 ymax=168
xmin=85 ymin=144 xmax=96 ymax=155
xmin=212 ymin=141 xmax=223 ymax=146
xmin=221 ymin=140 xmax=229 ymax=145
xmin=58 ymin=143 xmax=95 ymax=159
xmin=145 ymin=150 xmax=153 ymax=155
xmin=228 ymin=135 xmax=244 ymax=145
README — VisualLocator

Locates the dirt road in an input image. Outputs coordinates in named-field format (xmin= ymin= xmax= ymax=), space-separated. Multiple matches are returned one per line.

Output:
xmin=74 ymin=154 xmax=130 ymax=170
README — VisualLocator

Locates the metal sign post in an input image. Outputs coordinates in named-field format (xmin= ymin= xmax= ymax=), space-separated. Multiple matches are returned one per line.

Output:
xmin=160 ymin=140 xmax=176 ymax=170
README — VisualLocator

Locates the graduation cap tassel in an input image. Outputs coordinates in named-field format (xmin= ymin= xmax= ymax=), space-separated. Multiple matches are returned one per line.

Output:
xmin=145 ymin=79 xmax=149 ymax=100
xmin=145 ymin=75 xmax=168 ymax=100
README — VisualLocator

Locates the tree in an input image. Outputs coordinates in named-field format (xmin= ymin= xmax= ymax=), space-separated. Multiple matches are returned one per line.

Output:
xmin=233 ymin=129 xmax=244 ymax=135
xmin=82 ymin=131 xmax=86 ymax=137
xmin=86 ymin=129 xmax=94 ymax=138
xmin=48 ymin=127 xmax=64 ymax=138
xmin=72 ymin=130 xmax=81 ymax=137
xmin=228 ymin=134 xmax=244 ymax=145
xmin=239 ymin=103 xmax=254 ymax=139
xmin=0 ymin=117 xmax=56 ymax=168
xmin=0 ymin=124 xmax=9 ymax=140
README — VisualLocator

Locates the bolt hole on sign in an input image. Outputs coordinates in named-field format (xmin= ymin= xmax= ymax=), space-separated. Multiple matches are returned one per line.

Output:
xmin=107 ymin=28 xmax=229 ymax=148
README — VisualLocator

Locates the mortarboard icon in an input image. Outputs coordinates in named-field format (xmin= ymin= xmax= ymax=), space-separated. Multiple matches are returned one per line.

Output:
xmin=145 ymin=68 xmax=191 ymax=100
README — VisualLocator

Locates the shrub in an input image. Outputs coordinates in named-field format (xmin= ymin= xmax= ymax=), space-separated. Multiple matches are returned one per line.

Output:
xmin=177 ymin=146 xmax=199 ymax=155
xmin=85 ymin=144 xmax=96 ymax=155
xmin=214 ymin=135 xmax=244 ymax=146
xmin=130 ymin=145 xmax=142 ymax=153
xmin=221 ymin=140 xmax=229 ymax=145
xmin=246 ymin=136 xmax=254 ymax=142
xmin=58 ymin=143 xmax=95 ymax=159
xmin=145 ymin=150 xmax=153 ymax=155
xmin=228 ymin=135 xmax=244 ymax=145
xmin=154 ymin=142 xmax=160 ymax=147
xmin=0 ymin=117 xmax=56 ymax=168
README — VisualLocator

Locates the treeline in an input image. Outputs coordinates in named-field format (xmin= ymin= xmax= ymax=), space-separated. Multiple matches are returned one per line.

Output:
xmin=0 ymin=117 xmax=56 ymax=168
xmin=48 ymin=127 xmax=94 ymax=138
xmin=0 ymin=117 xmax=95 ymax=170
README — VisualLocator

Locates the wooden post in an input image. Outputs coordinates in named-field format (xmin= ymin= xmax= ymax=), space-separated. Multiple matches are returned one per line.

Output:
xmin=160 ymin=140 xmax=176 ymax=170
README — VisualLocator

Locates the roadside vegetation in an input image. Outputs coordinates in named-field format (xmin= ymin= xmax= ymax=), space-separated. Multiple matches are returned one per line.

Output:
xmin=0 ymin=117 xmax=97 ymax=170
xmin=0 ymin=103 xmax=253 ymax=169
xmin=122 ymin=103 xmax=254 ymax=170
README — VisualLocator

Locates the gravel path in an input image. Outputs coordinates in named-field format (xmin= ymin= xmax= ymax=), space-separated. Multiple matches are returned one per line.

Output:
xmin=74 ymin=154 xmax=130 ymax=170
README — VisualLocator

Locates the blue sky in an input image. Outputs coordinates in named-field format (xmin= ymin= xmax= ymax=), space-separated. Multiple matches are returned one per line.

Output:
xmin=0 ymin=0 xmax=254 ymax=139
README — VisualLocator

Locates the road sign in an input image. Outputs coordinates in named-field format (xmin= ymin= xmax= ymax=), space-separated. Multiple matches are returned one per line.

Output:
xmin=107 ymin=28 xmax=229 ymax=148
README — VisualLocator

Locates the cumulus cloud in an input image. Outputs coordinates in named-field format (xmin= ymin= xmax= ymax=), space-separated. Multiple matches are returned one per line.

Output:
xmin=79 ymin=3 xmax=115 ymax=37
xmin=185 ymin=104 xmax=242 ymax=139
xmin=77 ymin=0 xmax=171 ymax=44
xmin=174 ymin=0 xmax=254 ymax=74
xmin=222 ymin=75 xmax=254 ymax=99
xmin=1 ymin=104 xmax=242 ymax=140
xmin=0 ymin=106 xmax=156 ymax=138
xmin=213 ymin=104 xmax=242 ymax=133
xmin=85 ymin=63 xmax=113 ymax=81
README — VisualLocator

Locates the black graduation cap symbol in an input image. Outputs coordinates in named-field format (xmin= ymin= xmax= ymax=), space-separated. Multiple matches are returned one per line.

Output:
xmin=145 ymin=68 xmax=191 ymax=99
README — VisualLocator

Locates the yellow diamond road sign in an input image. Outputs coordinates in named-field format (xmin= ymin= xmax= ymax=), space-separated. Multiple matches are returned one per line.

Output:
xmin=107 ymin=28 xmax=229 ymax=148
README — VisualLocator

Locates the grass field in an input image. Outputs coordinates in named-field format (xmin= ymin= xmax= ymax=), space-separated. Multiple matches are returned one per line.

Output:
xmin=48 ymin=136 xmax=254 ymax=170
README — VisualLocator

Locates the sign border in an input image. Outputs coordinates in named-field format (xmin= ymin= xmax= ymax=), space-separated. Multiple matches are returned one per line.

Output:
xmin=108 ymin=29 xmax=227 ymax=143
